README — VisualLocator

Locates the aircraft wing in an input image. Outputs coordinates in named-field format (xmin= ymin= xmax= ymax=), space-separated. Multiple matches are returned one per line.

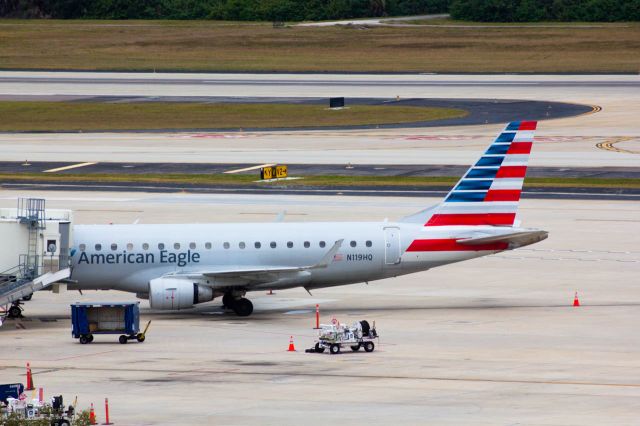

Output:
xmin=162 ymin=239 xmax=343 ymax=289
xmin=457 ymin=230 xmax=548 ymax=248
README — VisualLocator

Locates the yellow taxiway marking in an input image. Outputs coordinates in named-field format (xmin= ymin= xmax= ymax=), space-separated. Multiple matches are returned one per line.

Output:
xmin=224 ymin=163 xmax=275 ymax=174
xmin=43 ymin=162 xmax=97 ymax=173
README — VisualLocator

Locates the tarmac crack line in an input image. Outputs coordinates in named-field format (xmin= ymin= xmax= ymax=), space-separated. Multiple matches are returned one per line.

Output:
xmin=3 ymin=364 xmax=639 ymax=389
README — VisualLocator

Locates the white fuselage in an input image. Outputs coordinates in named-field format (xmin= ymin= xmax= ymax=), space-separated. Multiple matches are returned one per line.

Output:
xmin=70 ymin=221 xmax=505 ymax=295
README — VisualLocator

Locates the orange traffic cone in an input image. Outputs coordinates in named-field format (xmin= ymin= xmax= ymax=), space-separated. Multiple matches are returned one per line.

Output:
xmin=287 ymin=336 xmax=296 ymax=352
xmin=573 ymin=292 xmax=580 ymax=307
xmin=89 ymin=402 xmax=97 ymax=425
xmin=25 ymin=362 xmax=34 ymax=391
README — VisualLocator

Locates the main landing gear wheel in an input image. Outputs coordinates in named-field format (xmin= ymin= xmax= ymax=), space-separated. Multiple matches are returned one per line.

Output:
xmin=232 ymin=298 xmax=253 ymax=317
xmin=8 ymin=305 xmax=22 ymax=318
xmin=222 ymin=293 xmax=234 ymax=309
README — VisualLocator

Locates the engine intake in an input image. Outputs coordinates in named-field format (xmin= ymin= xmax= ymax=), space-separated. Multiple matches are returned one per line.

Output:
xmin=149 ymin=278 xmax=213 ymax=310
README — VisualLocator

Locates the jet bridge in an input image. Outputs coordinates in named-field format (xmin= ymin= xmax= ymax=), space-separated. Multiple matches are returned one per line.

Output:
xmin=0 ymin=198 xmax=72 ymax=314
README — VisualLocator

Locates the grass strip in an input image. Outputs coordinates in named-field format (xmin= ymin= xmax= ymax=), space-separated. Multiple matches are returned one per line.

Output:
xmin=1 ymin=173 xmax=639 ymax=189
xmin=0 ymin=102 xmax=466 ymax=131
xmin=0 ymin=20 xmax=639 ymax=72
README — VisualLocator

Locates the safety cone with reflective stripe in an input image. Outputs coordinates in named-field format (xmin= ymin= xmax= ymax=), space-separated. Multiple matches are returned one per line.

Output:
xmin=573 ymin=292 xmax=580 ymax=307
xmin=25 ymin=363 xmax=34 ymax=391
xmin=90 ymin=402 xmax=98 ymax=425
xmin=287 ymin=336 xmax=296 ymax=352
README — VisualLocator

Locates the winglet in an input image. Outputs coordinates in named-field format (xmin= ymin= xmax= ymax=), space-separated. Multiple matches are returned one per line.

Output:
xmin=311 ymin=239 xmax=344 ymax=269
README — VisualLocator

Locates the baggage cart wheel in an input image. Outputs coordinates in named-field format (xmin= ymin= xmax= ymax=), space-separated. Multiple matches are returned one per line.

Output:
xmin=79 ymin=335 xmax=90 ymax=344
xmin=136 ymin=333 xmax=146 ymax=342
xmin=119 ymin=335 xmax=128 ymax=344
xmin=350 ymin=344 xmax=361 ymax=352
xmin=314 ymin=342 xmax=325 ymax=353
xmin=329 ymin=344 xmax=340 ymax=355
xmin=87 ymin=334 xmax=94 ymax=343
xmin=363 ymin=341 xmax=375 ymax=352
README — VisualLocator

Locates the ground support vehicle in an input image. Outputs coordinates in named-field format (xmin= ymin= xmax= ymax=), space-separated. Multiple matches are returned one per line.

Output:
xmin=308 ymin=320 xmax=378 ymax=355
xmin=71 ymin=302 xmax=150 ymax=344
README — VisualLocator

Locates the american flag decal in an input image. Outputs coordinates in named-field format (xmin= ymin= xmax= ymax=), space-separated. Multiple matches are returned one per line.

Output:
xmin=333 ymin=253 xmax=343 ymax=262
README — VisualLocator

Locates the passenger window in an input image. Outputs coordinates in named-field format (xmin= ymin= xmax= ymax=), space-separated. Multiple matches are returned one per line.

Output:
xmin=158 ymin=243 xmax=165 ymax=250
xmin=189 ymin=242 xmax=196 ymax=249
xmin=255 ymin=242 xmax=261 ymax=249
xmin=239 ymin=242 xmax=246 ymax=249
xmin=223 ymin=242 xmax=230 ymax=249
xmin=366 ymin=241 xmax=372 ymax=247
xmin=142 ymin=243 xmax=149 ymax=250
xmin=111 ymin=243 xmax=118 ymax=251
xmin=319 ymin=241 xmax=326 ymax=248
xmin=95 ymin=244 xmax=101 ymax=251
xmin=350 ymin=241 xmax=357 ymax=248
xmin=79 ymin=244 xmax=86 ymax=251
xmin=127 ymin=243 xmax=133 ymax=251
xmin=205 ymin=242 xmax=212 ymax=249
xmin=287 ymin=241 xmax=293 ymax=248
xmin=304 ymin=241 xmax=310 ymax=248
xmin=270 ymin=242 xmax=277 ymax=249
xmin=174 ymin=243 xmax=180 ymax=250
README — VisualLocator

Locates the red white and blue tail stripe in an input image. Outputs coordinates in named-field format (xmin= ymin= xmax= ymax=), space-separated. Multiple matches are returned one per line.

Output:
xmin=425 ymin=121 xmax=536 ymax=227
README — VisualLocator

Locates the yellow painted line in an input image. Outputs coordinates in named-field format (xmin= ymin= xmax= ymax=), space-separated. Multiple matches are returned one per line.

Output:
xmin=224 ymin=163 xmax=275 ymax=174
xmin=43 ymin=162 xmax=97 ymax=173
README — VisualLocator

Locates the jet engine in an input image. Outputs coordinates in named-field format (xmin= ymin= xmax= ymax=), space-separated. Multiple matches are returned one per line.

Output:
xmin=148 ymin=278 xmax=214 ymax=310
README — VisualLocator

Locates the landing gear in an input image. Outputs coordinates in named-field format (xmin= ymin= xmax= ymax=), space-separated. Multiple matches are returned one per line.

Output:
xmin=232 ymin=298 xmax=254 ymax=317
xmin=222 ymin=292 xmax=254 ymax=317
xmin=7 ymin=302 xmax=23 ymax=319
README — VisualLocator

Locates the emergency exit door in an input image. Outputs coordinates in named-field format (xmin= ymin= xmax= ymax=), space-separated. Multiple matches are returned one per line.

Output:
xmin=384 ymin=227 xmax=401 ymax=265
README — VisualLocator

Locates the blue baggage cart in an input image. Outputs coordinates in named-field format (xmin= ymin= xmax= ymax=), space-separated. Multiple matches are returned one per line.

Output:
xmin=0 ymin=383 xmax=23 ymax=402
xmin=71 ymin=302 xmax=148 ymax=344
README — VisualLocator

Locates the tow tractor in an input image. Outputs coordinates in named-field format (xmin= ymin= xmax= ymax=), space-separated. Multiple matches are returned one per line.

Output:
xmin=308 ymin=320 xmax=378 ymax=355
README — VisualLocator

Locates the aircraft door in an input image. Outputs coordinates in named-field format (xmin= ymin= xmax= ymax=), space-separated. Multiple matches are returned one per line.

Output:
xmin=384 ymin=227 xmax=401 ymax=265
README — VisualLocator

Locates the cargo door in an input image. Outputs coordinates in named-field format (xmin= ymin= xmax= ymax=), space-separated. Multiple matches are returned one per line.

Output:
xmin=384 ymin=227 xmax=401 ymax=265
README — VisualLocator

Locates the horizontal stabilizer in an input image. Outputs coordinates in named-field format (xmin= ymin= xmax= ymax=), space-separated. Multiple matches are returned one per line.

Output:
xmin=457 ymin=230 xmax=548 ymax=248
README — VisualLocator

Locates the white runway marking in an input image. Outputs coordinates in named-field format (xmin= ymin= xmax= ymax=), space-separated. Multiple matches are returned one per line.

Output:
xmin=224 ymin=163 xmax=275 ymax=174
xmin=43 ymin=162 xmax=97 ymax=173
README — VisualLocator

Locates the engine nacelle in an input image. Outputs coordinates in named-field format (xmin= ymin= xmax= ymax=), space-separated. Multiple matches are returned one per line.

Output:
xmin=148 ymin=278 xmax=214 ymax=310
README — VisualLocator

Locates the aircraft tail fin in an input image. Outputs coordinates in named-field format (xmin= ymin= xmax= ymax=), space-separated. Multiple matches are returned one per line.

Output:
xmin=421 ymin=121 xmax=537 ymax=227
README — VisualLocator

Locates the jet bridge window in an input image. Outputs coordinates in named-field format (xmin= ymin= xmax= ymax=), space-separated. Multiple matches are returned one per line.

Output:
xmin=111 ymin=243 xmax=118 ymax=251
xmin=174 ymin=243 xmax=180 ymax=250
xmin=158 ymin=243 xmax=165 ymax=250
xmin=95 ymin=244 xmax=102 ymax=251
xmin=142 ymin=243 xmax=149 ymax=250
xmin=190 ymin=242 xmax=196 ymax=249
xmin=205 ymin=242 xmax=212 ymax=249
xmin=304 ymin=241 xmax=310 ymax=248
xmin=350 ymin=241 xmax=357 ymax=248
xmin=366 ymin=240 xmax=372 ymax=247
xmin=319 ymin=241 xmax=326 ymax=248
xmin=270 ymin=242 xmax=277 ymax=249
xmin=287 ymin=241 xmax=293 ymax=248
xmin=239 ymin=242 xmax=246 ymax=249
xmin=79 ymin=244 xmax=86 ymax=251
xmin=255 ymin=242 xmax=261 ymax=249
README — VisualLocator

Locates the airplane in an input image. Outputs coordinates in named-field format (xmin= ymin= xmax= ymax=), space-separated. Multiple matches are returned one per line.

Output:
xmin=69 ymin=121 xmax=547 ymax=316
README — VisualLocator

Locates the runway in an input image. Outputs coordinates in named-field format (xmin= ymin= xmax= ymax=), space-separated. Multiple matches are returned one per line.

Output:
xmin=0 ymin=189 xmax=638 ymax=425
xmin=0 ymin=72 xmax=638 ymax=168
